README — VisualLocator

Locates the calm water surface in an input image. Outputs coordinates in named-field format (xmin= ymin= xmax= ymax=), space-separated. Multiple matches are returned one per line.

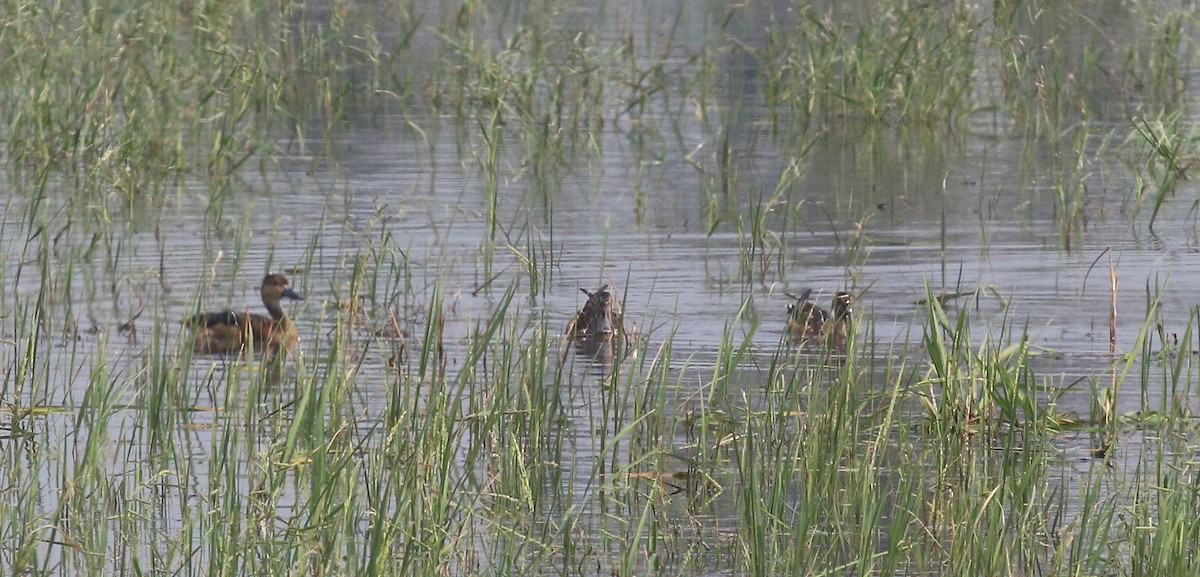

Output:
xmin=2 ymin=0 xmax=1199 ymax=573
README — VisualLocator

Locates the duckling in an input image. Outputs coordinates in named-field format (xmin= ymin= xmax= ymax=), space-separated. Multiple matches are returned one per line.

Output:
xmin=187 ymin=273 xmax=303 ymax=354
xmin=787 ymin=289 xmax=852 ymax=348
xmin=566 ymin=285 xmax=625 ymax=340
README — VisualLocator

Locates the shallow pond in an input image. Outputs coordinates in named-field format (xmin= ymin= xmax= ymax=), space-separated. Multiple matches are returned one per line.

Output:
xmin=2 ymin=0 xmax=1200 ymax=574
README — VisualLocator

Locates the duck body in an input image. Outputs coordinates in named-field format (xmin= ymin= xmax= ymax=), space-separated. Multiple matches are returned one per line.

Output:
xmin=787 ymin=290 xmax=852 ymax=349
xmin=187 ymin=274 xmax=303 ymax=355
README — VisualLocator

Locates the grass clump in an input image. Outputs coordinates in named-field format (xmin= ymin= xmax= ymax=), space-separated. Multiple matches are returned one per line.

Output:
xmin=7 ymin=0 xmax=1200 ymax=576
xmin=760 ymin=1 xmax=982 ymax=131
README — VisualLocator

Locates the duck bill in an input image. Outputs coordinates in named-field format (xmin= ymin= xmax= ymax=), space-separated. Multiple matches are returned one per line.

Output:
xmin=282 ymin=287 xmax=304 ymax=301
xmin=594 ymin=312 xmax=614 ymax=337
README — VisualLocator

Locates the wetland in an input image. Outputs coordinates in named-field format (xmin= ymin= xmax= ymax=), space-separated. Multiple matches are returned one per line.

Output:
xmin=2 ymin=0 xmax=1200 ymax=575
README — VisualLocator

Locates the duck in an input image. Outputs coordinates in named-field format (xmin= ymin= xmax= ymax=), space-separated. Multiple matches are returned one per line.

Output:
xmin=186 ymin=273 xmax=303 ymax=354
xmin=566 ymin=285 xmax=625 ymax=341
xmin=787 ymin=289 xmax=852 ymax=348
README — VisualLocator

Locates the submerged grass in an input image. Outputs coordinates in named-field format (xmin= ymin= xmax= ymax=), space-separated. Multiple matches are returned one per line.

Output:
xmin=8 ymin=228 xmax=1200 ymax=575
xmin=4 ymin=0 xmax=1200 ymax=575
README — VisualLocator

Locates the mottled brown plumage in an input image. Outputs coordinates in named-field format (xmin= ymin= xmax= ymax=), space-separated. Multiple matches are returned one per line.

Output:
xmin=566 ymin=285 xmax=624 ymax=341
xmin=787 ymin=290 xmax=852 ymax=349
xmin=186 ymin=274 xmax=303 ymax=354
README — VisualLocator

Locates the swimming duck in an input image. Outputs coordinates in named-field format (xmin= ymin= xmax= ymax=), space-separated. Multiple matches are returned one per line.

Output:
xmin=187 ymin=273 xmax=303 ymax=354
xmin=787 ymin=289 xmax=852 ymax=348
xmin=566 ymin=285 xmax=625 ymax=341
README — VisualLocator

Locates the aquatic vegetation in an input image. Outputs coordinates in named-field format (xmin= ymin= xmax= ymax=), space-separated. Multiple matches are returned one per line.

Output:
xmin=1126 ymin=112 xmax=1200 ymax=228
xmin=2 ymin=0 xmax=1200 ymax=576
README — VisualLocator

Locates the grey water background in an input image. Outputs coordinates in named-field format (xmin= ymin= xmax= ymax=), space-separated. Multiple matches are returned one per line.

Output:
xmin=2 ymin=0 xmax=1199 ymax=572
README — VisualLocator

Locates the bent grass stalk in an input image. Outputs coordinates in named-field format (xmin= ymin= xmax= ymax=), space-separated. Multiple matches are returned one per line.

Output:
xmin=5 ymin=223 xmax=1200 ymax=575
xmin=7 ymin=0 xmax=1200 ymax=575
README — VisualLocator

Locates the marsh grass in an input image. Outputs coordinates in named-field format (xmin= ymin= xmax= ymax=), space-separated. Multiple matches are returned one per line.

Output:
xmin=9 ymin=232 xmax=1200 ymax=576
xmin=1126 ymin=112 xmax=1199 ymax=228
xmin=756 ymin=1 xmax=981 ymax=132
xmin=7 ymin=0 xmax=1200 ymax=575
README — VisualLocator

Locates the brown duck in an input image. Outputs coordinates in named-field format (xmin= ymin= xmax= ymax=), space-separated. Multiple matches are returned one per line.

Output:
xmin=787 ymin=289 xmax=852 ymax=349
xmin=566 ymin=285 xmax=625 ymax=341
xmin=187 ymin=273 xmax=303 ymax=354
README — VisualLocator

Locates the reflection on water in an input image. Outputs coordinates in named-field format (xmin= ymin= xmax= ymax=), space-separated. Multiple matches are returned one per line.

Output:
xmin=2 ymin=0 xmax=1199 ymax=573
xmin=571 ymin=335 xmax=618 ymax=372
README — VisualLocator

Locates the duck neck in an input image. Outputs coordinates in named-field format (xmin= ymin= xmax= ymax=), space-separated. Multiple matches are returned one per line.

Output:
xmin=264 ymin=300 xmax=289 ymax=322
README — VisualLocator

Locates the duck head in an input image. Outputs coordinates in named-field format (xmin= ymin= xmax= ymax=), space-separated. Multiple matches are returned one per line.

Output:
xmin=261 ymin=273 xmax=303 ymax=304
xmin=573 ymin=285 xmax=621 ymax=339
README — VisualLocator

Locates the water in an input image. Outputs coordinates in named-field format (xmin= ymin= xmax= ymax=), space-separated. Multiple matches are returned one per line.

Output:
xmin=2 ymin=0 xmax=1199 ymax=574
